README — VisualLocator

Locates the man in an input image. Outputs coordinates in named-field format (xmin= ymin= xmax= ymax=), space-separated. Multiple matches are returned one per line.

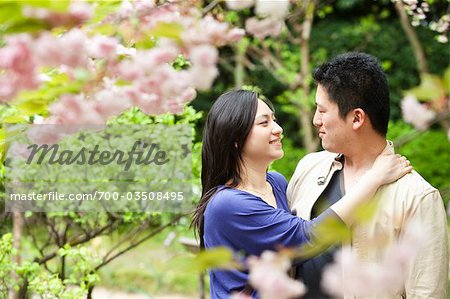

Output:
xmin=287 ymin=52 xmax=448 ymax=298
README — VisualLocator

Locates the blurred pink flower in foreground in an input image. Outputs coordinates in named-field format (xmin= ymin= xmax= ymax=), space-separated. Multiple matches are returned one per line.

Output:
xmin=401 ymin=95 xmax=436 ymax=130
xmin=230 ymin=293 xmax=254 ymax=299
xmin=322 ymin=221 xmax=426 ymax=297
xmin=248 ymin=251 xmax=306 ymax=299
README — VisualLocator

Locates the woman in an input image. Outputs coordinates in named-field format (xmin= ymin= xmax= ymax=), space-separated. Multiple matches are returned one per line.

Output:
xmin=191 ymin=90 xmax=411 ymax=298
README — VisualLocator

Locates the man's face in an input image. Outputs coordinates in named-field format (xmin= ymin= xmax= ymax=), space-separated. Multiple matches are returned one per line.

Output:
xmin=312 ymin=84 xmax=352 ymax=153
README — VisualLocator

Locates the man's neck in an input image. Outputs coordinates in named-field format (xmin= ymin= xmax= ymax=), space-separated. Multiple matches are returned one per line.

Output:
xmin=342 ymin=137 xmax=387 ymax=190
xmin=343 ymin=137 xmax=387 ymax=171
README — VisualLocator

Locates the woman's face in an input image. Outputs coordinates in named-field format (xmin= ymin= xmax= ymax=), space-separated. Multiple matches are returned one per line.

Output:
xmin=241 ymin=99 xmax=283 ymax=165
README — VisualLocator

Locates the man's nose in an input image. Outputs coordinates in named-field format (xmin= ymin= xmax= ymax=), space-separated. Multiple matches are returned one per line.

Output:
xmin=312 ymin=110 xmax=322 ymax=127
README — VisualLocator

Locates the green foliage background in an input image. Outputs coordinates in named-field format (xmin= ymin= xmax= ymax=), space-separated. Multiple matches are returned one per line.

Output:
xmin=0 ymin=0 xmax=448 ymax=297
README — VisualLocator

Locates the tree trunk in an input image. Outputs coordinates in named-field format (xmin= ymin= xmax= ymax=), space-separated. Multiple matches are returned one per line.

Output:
xmin=234 ymin=39 xmax=247 ymax=89
xmin=298 ymin=0 xmax=318 ymax=153
xmin=10 ymin=212 xmax=24 ymax=299
xmin=87 ymin=285 xmax=94 ymax=299
xmin=394 ymin=0 xmax=429 ymax=74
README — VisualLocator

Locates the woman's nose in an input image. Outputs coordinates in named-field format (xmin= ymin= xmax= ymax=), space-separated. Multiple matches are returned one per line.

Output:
xmin=272 ymin=121 xmax=283 ymax=135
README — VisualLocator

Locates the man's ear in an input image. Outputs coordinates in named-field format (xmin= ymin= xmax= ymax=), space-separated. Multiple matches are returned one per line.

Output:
xmin=351 ymin=108 xmax=366 ymax=130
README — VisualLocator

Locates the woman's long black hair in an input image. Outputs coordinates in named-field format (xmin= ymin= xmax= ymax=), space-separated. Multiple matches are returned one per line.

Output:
xmin=191 ymin=90 xmax=261 ymax=248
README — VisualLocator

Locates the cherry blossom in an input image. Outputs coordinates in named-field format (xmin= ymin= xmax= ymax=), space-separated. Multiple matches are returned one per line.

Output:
xmin=22 ymin=1 xmax=92 ymax=28
xmin=189 ymin=45 xmax=219 ymax=67
xmin=34 ymin=30 xmax=90 ymax=68
xmin=245 ymin=17 xmax=284 ymax=39
xmin=0 ymin=0 xmax=244 ymax=130
xmin=7 ymin=142 xmax=32 ymax=160
xmin=27 ymin=124 xmax=66 ymax=146
xmin=227 ymin=28 xmax=247 ymax=42
xmin=255 ymin=0 xmax=290 ymax=20
xmin=248 ymin=251 xmax=306 ymax=299
xmin=0 ymin=35 xmax=39 ymax=101
xmin=230 ymin=293 xmax=254 ymax=299
xmin=188 ymin=65 xmax=219 ymax=91
xmin=401 ymin=95 xmax=436 ymax=130
xmin=322 ymin=221 xmax=426 ymax=297
xmin=226 ymin=0 xmax=255 ymax=10
xmin=87 ymin=36 xmax=119 ymax=60
xmin=49 ymin=94 xmax=105 ymax=125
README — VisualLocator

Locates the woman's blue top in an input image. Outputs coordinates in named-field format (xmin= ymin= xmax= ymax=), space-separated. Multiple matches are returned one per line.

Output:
xmin=204 ymin=172 xmax=336 ymax=299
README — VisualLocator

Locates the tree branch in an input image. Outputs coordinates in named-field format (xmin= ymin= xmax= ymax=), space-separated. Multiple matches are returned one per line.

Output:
xmin=94 ymin=213 xmax=187 ymax=271
xmin=36 ymin=219 xmax=117 ymax=265
xmin=394 ymin=0 xmax=429 ymax=74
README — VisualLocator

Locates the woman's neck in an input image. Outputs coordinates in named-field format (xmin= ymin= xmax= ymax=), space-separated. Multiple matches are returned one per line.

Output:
xmin=239 ymin=162 xmax=268 ymax=189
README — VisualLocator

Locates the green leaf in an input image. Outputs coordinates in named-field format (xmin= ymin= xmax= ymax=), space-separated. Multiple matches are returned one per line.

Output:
xmin=293 ymin=216 xmax=352 ymax=259
xmin=351 ymin=197 xmax=380 ymax=224
xmin=406 ymin=73 xmax=446 ymax=101
xmin=192 ymin=247 xmax=236 ymax=271
xmin=149 ymin=22 xmax=184 ymax=42
xmin=17 ymin=0 xmax=70 ymax=12
xmin=86 ymin=0 xmax=121 ymax=25
xmin=2 ymin=115 xmax=29 ymax=123
xmin=0 ymin=127 xmax=7 ymax=162
xmin=443 ymin=67 xmax=450 ymax=93
xmin=10 ymin=74 xmax=82 ymax=117
xmin=3 ymin=18 xmax=48 ymax=34
xmin=0 ymin=3 xmax=23 ymax=26
xmin=171 ymin=247 xmax=237 ymax=273
xmin=15 ymin=99 xmax=49 ymax=115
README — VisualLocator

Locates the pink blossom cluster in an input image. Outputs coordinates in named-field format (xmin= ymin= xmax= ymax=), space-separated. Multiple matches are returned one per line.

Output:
xmin=22 ymin=1 xmax=92 ymax=28
xmin=225 ymin=0 xmax=290 ymax=39
xmin=112 ymin=1 xmax=245 ymax=47
xmin=0 ymin=29 xmax=119 ymax=102
xmin=401 ymin=95 xmax=437 ymax=130
xmin=321 ymin=221 xmax=426 ymax=297
xmin=0 ymin=1 xmax=245 ymax=129
xmin=0 ymin=35 xmax=39 ymax=101
xmin=393 ymin=0 xmax=430 ymax=26
xmin=392 ymin=0 xmax=449 ymax=43
xmin=430 ymin=14 xmax=450 ymax=43
xmin=244 ymin=251 xmax=306 ymax=299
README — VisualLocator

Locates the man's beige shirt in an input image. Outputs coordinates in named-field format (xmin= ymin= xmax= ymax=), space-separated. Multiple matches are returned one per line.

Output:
xmin=287 ymin=142 xmax=448 ymax=299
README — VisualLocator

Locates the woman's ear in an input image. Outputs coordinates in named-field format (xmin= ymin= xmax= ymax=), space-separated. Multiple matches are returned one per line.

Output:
xmin=352 ymin=108 xmax=366 ymax=130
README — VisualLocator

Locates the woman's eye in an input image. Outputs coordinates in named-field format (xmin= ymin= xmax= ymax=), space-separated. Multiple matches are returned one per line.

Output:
xmin=259 ymin=121 xmax=268 ymax=125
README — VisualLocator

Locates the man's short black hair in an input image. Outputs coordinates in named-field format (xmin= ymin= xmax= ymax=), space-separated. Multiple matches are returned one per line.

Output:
xmin=313 ymin=52 xmax=390 ymax=136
